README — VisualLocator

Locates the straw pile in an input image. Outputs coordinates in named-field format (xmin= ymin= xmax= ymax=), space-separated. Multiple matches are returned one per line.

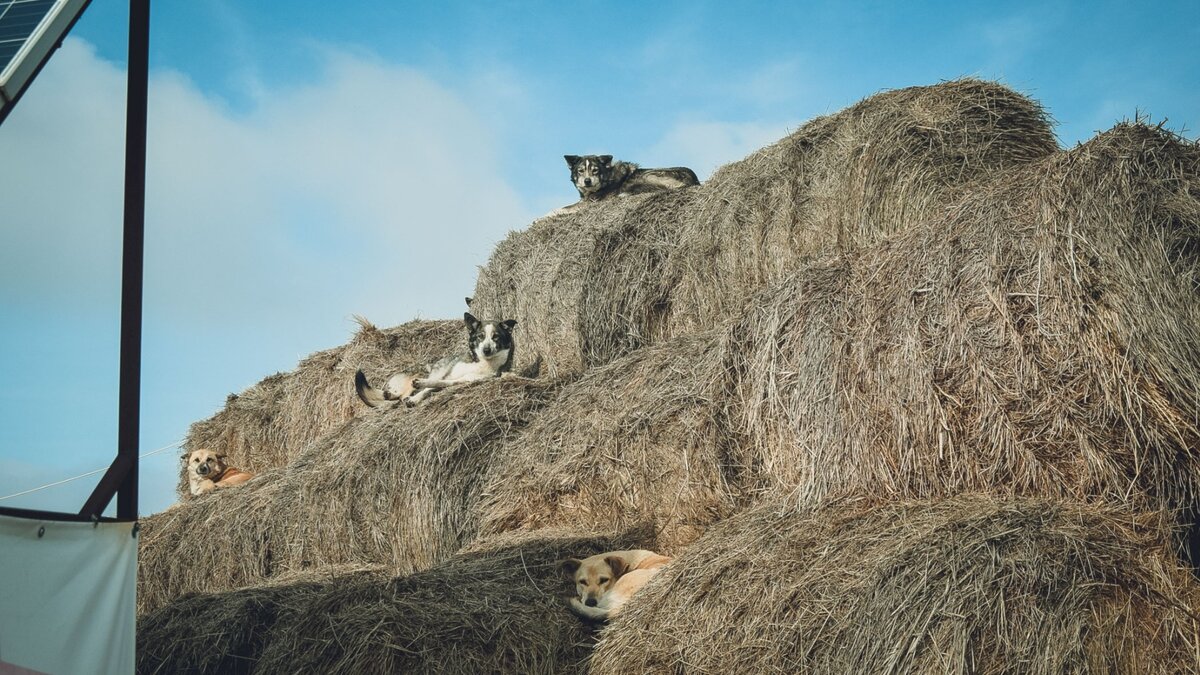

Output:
xmin=590 ymin=496 xmax=1200 ymax=675
xmin=472 ymin=78 xmax=1057 ymax=371
xmin=138 ymin=527 xmax=655 ymax=675
xmin=721 ymin=123 xmax=1200 ymax=533
xmin=137 ymin=78 xmax=1200 ymax=674
xmin=139 ymin=373 xmax=561 ymax=615
xmin=179 ymin=318 xmax=463 ymax=496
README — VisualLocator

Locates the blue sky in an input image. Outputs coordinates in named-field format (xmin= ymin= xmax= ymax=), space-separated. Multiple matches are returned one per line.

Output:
xmin=1 ymin=1 xmax=1197 ymax=516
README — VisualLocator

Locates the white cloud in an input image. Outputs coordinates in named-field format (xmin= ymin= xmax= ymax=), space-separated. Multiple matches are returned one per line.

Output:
xmin=645 ymin=119 xmax=796 ymax=180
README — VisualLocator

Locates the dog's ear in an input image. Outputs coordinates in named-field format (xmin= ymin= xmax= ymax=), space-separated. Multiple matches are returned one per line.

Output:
xmin=598 ymin=155 xmax=613 ymax=166
xmin=561 ymin=558 xmax=583 ymax=576
xmin=604 ymin=555 xmax=629 ymax=579
xmin=463 ymin=312 xmax=480 ymax=330
xmin=180 ymin=451 xmax=190 ymax=460
xmin=564 ymin=155 xmax=580 ymax=168
xmin=501 ymin=319 xmax=517 ymax=331
xmin=464 ymin=296 xmax=473 ymax=307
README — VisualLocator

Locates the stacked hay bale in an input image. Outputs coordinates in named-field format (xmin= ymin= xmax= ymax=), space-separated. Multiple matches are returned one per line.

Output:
xmin=180 ymin=318 xmax=463 ymax=495
xmin=473 ymin=78 xmax=1058 ymax=372
xmin=135 ymin=79 xmax=1200 ymax=674
xmin=139 ymin=374 xmax=560 ymax=615
xmin=721 ymin=123 xmax=1200 ymax=536
xmin=590 ymin=497 xmax=1200 ymax=675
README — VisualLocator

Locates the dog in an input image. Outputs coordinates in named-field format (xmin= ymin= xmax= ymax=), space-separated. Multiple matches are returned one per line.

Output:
xmin=565 ymin=154 xmax=699 ymax=202
xmin=185 ymin=448 xmax=254 ymax=496
xmin=563 ymin=549 xmax=671 ymax=621
xmin=355 ymin=312 xmax=517 ymax=407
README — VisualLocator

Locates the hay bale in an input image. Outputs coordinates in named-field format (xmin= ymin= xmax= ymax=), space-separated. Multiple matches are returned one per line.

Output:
xmin=470 ymin=199 xmax=654 ymax=376
xmin=138 ymin=528 xmax=654 ymax=675
xmin=474 ymin=79 xmax=1057 ymax=371
xmin=179 ymin=318 xmax=463 ymax=497
xmin=590 ymin=496 xmax=1200 ymax=674
xmin=136 ymin=565 xmax=386 ymax=675
xmin=479 ymin=332 xmax=738 ymax=552
xmin=723 ymin=123 xmax=1200 ymax=530
xmin=139 ymin=375 xmax=562 ymax=615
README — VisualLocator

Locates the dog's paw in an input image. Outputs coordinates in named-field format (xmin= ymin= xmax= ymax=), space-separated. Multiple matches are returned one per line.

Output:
xmin=411 ymin=379 xmax=425 ymax=389
xmin=402 ymin=396 xmax=417 ymax=408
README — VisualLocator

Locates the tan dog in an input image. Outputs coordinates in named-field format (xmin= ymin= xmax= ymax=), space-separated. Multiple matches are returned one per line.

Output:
xmin=185 ymin=448 xmax=254 ymax=496
xmin=563 ymin=549 xmax=670 ymax=621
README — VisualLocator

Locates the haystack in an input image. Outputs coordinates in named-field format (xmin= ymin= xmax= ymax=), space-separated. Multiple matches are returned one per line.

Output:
xmin=590 ymin=496 xmax=1200 ymax=675
xmin=138 ymin=528 xmax=655 ymax=675
xmin=139 ymin=374 xmax=561 ymax=615
xmin=720 ymin=123 xmax=1200 ymax=537
xmin=180 ymin=318 xmax=463 ymax=496
xmin=479 ymin=332 xmax=738 ymax=552
xmin=473 ymin=79 xmax=1057 ymax=372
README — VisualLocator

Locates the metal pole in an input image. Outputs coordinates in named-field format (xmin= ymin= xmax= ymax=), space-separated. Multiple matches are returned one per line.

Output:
xmin=80 ymin=0 xmax=149 ymax=520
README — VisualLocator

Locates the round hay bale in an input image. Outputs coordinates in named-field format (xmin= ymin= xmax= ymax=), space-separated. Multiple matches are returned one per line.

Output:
xmin=479 ymin=332 xmax=738 ymax=552
xmin=475 ymin=79 xmax=1057 ymax=372
xmin=591 ymin=496 xmax=1200 ymax=675
xmin=139 ymin=528 xmax=655 ymax=675
xmin=470 ymin=198 xmax=656 ymax=376
xmin=136 ymin=565 xmax=386 ymax=675
xmin=580 ymin=78 xmax=1057 ymax=366
xmin=723 ymin=123 xmax=1200 ymax=530
xmin=139 ymin=374 xmax=562 ymax=615
xmin=179 ymin=318 xmax=463 ymax=498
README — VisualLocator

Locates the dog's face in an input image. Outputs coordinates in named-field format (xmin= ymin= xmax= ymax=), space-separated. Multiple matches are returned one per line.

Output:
xmin=464 ymin=312 xmax=516 ymax=362
xmin=186 ymin=448 xmax=228 ymax=479
xmin=565 ymin=154 xmax=613 ymax=196
xmin=563 ymin=555 xmax=628 ymax=607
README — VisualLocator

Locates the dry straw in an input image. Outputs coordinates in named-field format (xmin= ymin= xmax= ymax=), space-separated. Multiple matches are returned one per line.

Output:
xmin=138 ymin=528 xmax=656 ymax=675
xmin=480 ymin=332 xmax=738 ymax=553
xmin=590 ymin=496 xmax=1200 ymax=675
xmin=722 ymin=122 xmax=1200 ymax=539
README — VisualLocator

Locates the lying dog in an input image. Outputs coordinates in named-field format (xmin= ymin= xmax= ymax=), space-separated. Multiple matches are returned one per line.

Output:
xmin=355 ymin=312 xmax=517 ymax=407
xmin=565 ymin=154 xmax=699 ymax=202
xmin=185 ymin=448 xmax=254 ymax=496
xmin=563 ymin=549 xmax=671 ymax=621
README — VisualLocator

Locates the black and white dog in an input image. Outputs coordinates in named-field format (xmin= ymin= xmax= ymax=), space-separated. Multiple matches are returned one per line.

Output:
xmin=355 ymin=312 xmax=517 ymax=407
xmin=565 ymin=154 xmax=699 ymax=201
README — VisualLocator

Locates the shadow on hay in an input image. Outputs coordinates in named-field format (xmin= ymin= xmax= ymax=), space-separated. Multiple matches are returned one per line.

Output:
xmin=140 ymin=374 xmax=564 ymax=616
xmin=138 ymin=527 xmax=658 ymax=675
xmin=473 ymin=78 xmax=1058 ymax=374
xmin=179 ymin=319 xmax=464 ymax=498
xmin=591 ymin=496 xmax=1200 ymax=675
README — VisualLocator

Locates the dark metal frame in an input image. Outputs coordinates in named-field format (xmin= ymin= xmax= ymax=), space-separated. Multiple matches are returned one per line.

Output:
xmin=0 ymin=0 xmax=149 ymax=523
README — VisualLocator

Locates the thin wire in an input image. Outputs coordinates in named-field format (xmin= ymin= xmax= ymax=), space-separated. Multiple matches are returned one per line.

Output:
xmin=0 ymin=440 xmax=183 ymax=502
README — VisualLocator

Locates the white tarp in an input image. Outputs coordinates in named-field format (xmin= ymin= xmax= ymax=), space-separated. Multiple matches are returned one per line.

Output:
xmin=0 ymin=514 xmax=137 ymax=675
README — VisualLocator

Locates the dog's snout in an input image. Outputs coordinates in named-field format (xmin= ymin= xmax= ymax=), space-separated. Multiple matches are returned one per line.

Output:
xmin=483 ymin=345 xmax=494 ymax=356
xmin=583 ymin=178 xmax=594 ymax=186
xmin=585 ymin=597 xmax=598 ymax=607
xmin=196 ymin=464 xmax=210 ymax=475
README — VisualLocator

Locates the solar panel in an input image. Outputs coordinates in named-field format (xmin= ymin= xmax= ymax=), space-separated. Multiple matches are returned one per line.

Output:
xmin=0 ymin=0 xmax=89 ymax=124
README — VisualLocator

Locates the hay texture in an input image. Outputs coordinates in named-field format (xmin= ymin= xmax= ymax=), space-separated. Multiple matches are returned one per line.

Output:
xmin=139 ymin=374 xmax=560 ymax=615
xmin=138 ymin=528 xmax=654 ymax=675
xmin=473 ymin=79 xmax=1057 ymax=372
xmin=179 ymin=318 xmax=463 ymax=497
xmin=590 ymin=496 xmax=1200 ymax=675
xmin=480 ymin=332 xmax=738 ymax=552
xmin=723 ymin=123 xmax=1200 ymax=531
